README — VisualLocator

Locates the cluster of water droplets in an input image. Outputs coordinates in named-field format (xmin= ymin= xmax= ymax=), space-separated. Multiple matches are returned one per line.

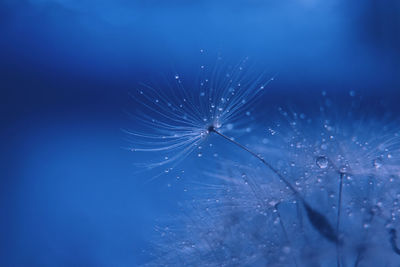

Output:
xmin=144 ymin=90 xmax=400 ymax=266
xmin=131 ymin=54 xmax=400 ymax=267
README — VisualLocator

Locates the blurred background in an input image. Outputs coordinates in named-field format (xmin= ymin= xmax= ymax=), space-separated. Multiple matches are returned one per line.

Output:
xmin=0 ymin=0 xmax=399 ymax=266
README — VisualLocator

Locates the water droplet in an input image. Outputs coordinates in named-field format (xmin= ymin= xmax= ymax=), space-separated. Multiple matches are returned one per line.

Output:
xmin=349 ymin=90 xmax=355 ymax=97
xmin=268 ymin=128 xmax=276 ymax=135
xmin=373 ymin=158 xmax=383 ymax=169
xmin=316 ymin=156 xmax=328 ymax=169
xmin=174 ymin=75 xmax=179 ymax=80
xmin=340 ymin=166 xmax=348 ymax=173
xmin=197 ymin=152 xmax=203 ymax=157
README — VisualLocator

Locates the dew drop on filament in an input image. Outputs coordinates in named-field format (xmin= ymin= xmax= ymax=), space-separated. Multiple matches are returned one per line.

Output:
xmin=316 ymin=156 xmax=328 ymax=169
xmin=373 ymin=158 xmax=383 ymax=169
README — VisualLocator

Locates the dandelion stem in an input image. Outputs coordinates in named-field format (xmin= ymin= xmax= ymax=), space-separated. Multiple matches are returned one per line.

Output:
xmin=336 ymin=172 xmax=344 ymax=267
xmin=210 ymin=128 xmax=300 ymax=198
xmin=389 ymin=228 xmax=400 ymax=255
xmin=276 ymin=203 xmax=299 ymax=267
xmin=211 ymin=127 xmax=339 ymax=243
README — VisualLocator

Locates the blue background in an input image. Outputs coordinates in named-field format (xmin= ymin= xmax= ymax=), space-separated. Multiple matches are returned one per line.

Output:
xmin=1 ymin=0 xmax=399 ymax=266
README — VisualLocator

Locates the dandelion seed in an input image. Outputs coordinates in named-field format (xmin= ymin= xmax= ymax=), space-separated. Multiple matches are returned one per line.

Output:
xmin=127 ymin=62 xmax=274 ymax=170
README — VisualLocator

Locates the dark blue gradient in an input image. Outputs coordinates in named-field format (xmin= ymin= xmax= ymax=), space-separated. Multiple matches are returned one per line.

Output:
xmin=0 ymin=0 xmax=399 ymax=266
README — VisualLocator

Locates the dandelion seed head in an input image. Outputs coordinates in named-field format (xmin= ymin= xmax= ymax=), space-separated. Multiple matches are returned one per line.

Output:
xmin=134 ymin=55 xmax=400 ymax=267
xmin=126 ymin=61 xmax=273 ymax=171
xmin=143 ymin=98 xmax=400 ymax=267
